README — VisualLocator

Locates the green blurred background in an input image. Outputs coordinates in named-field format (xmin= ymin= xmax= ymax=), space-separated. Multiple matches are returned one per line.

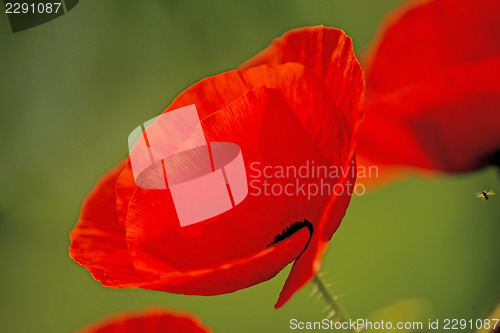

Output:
xmin=1 ymin=1 xmax=499 ymax=332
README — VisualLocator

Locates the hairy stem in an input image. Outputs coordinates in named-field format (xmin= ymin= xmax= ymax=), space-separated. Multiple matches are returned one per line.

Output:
xmin=313 ymin=275 xmax=358 ymax=332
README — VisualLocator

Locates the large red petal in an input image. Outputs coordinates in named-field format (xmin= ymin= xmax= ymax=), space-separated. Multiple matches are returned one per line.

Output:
xmin=365 ymin=0 xmax=500 ymax=93
xmin=358 ymin=0 xmax=500 ymax=172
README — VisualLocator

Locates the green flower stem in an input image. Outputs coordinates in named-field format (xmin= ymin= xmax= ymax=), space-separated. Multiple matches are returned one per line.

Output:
xmin=313 ymin=275 xmax=358 ymax=333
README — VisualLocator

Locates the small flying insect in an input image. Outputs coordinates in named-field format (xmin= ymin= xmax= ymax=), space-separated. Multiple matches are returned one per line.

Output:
xmin=476 ymin=190 xmax=495 ymax=200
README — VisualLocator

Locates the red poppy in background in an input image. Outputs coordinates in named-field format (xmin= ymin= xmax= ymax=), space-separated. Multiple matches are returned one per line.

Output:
xmin=69 ymin=27 xmax=364 ymax=308
xmin=357 ymin=0 xmax=500 ymax=174
xmin=75 ymin=307 xmax=212 ymax=333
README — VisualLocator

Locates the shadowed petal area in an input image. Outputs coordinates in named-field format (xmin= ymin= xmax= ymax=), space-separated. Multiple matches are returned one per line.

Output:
xmin=275 ymin=155 xmax=356 ymax=308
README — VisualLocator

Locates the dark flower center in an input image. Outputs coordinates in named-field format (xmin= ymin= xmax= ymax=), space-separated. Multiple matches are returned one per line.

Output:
xmin=492 ymin=150 xmax=500 ymax=169
xmin=268 ymin=219 xmax=314 ymax=256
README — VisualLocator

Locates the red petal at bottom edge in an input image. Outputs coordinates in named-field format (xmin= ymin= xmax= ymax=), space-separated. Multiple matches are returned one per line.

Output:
xmin=75 ymin=307 xmax=212 ymax=333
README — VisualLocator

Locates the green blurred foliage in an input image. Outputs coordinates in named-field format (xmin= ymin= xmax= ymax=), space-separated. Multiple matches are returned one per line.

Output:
xmin=0 ymin=1 xmax=498 ymax=332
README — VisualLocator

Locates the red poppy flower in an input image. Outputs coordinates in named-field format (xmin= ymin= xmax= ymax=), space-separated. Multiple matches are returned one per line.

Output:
xmin=69 ymin=27 xmax=364 ymax=309
xmin=357 ymin=0 xmax=500 ymax=174
xmin=75 ymin=307 xmax=212 ymax=333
